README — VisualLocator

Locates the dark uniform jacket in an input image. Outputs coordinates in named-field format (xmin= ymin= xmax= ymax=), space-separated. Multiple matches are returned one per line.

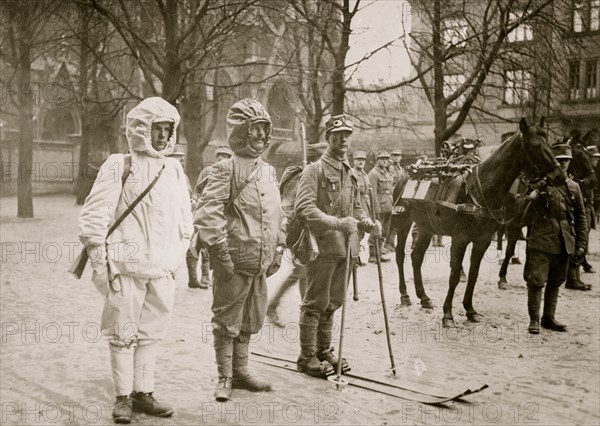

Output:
xmin=522 ymin=178 xmax=587 ymax=255
xmin=295 ymin=151 xmax=368 ymax=259
xmin=354 ymin=168 xmax=379 ymax=219
xmin=569 ymin=143 xmax=596 ymax=205
xmin=389 ymin=163 xmax=407 ymax=186
xmin=368 ymin=166 xmax=393 ymax=214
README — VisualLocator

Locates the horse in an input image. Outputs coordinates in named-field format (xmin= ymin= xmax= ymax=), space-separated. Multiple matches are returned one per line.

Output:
xmin=390 ymin=118 xmax=563 ymax=327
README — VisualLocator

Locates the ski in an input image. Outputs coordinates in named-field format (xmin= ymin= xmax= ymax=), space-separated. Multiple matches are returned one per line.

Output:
xmin=251 ymin=351 xmax=488 ymax=405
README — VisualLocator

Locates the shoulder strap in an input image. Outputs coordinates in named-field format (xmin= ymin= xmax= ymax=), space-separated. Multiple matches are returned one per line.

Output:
xmin=107 ymin=162 xmax=165 ymax=237
xmin=226 ymin=161 xmax=260 ymax=208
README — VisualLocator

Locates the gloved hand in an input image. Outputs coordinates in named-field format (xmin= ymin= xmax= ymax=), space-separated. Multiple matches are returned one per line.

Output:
xmin=358 ymin=218 xmax=374 ymax=232
xmin=87 ymin=244 xmax=109 ymax=296
xmin=208 ymin=241 xmax=235 ymax=282
xmin=371 ymin=220 xmax=383 ymax=239
xmin=335 ymin=217 xmax=359 ymax=234
xmin=266 ymin=246 xmax=285 ymax=277
xmin=576 ymin=247 xmax=585 ymax=257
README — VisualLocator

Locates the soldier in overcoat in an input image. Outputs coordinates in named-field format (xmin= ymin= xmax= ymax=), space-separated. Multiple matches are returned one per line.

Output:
xmin=522 ymin=143 xmax=587 ymax=334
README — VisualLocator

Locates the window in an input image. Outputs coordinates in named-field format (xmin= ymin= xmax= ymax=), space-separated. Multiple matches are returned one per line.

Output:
xmin=504 ymin=70 xmax=532 ymax=104
xmin=569 ymin=61 xmax=581 ymax=100
xmin=572 ymin=0 xmax=600 ymax=32
xmin=585 ymin=59 xmax=598 ymax=98
xmin=573 ymin=1 xmax=584 ymax=32
xmin=508 ymin=11 xmax=533 ymax=42
xmin=444 ymin=74 xmax=466 ymax=105
xmin=443 ymin=19 xmax=467 ymax=48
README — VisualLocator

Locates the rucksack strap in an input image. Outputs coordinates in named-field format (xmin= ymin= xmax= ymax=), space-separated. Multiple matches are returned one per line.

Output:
xmin=107 ymin=157 xmax=164 ymax=237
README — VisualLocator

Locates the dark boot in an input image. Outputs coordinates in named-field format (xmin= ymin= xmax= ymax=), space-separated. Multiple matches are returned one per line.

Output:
xmin=186 ymin=250 xmax=204 ymax=289
xmin=316 ymin=311 xmax=350 ymax=373
xmin=582 ymin=255 xmax=595 ymax=273
xmin=527 ymin=286 xmax=542 ymax=334
xmin=541 ymin=286 xmax=567 ymax=332
xmin=297 ymin=311 xmax=334 ymax=378
xmin=232 ymin=332 xmax=271 ymax=392
xmin=566 ymin=263 xmax=591 ymax=291
xmin=200 ymin=254 xmax=212 ymax=288
xmin=131 ymin=392 xmax=173 ymax=417
xmin=213 ymin=332 xmax=233 ymax=402
xmin=112 ymin=395 xmax=133 ymax=424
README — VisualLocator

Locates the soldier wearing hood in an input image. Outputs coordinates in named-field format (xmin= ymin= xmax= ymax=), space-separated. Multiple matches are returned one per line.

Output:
xmin=79 ymin=97 xmax=193 ymax=423
xmin=193 ymin=99 xmax=285 ymax=402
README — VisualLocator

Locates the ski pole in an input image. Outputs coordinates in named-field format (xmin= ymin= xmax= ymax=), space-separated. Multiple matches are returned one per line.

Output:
xmin=369 ymin=188 xmax=397 ymax=376
xmin=329 ymin=189 xmax=355 ymax=388
xmin=352 ymin=265 xmax=359 ymax=301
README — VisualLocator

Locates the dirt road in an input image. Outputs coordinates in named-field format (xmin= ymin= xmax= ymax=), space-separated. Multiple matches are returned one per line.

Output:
xmin=1 ymin=195 xmax=598 ymax=425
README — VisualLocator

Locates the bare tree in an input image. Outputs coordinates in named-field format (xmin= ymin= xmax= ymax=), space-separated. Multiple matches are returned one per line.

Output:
xmin=401 ymin=0 xmax=564 ymax=154
xmin=0 ymin=0 xmax=61 ymax=217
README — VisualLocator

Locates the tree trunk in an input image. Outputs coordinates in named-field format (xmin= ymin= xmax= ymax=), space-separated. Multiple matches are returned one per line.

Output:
xmin=432 ymin=0 xmax=446 ymax=156
xmin=161 ymin=0 xmax=180 ymax=104
xmin=180 ymin=95 xmax=206 ymax=187
xmin=76 ymin=9 xmax=90 ymax=205
xmin=17 ymin=12 xmax=34 ymax=218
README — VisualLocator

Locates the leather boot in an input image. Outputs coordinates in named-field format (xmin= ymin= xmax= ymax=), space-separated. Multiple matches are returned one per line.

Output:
xmin=527 ymin=286 xmax=542 ymax=334
xmin=186 ymin=251 xmax=204 ymax=289
xmin=566 ymin=263 xmax=591 ymax=291
xmin=131 ymin=392 xmax=173 ymax=417
xmin=200 ymin=253 xmax=212 ymax=288
xmin=112 ymin=395 xmax=133 ymax=424
xmin=541 ymin=286 xmax=567 ymax=332
xmin=232 ymin=332 xmax=271 ymax=392
xmin=213 ymin=332 xmax=233 ymax=402
xmin=297 ymin=311 xmax=334 ymax=378
xmin=316 ymin=310 xmax=350 ymax=373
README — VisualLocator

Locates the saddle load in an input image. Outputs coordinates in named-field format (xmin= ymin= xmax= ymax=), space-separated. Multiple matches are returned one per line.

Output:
xmin=397 ymin=139 xmax=497 ymax=233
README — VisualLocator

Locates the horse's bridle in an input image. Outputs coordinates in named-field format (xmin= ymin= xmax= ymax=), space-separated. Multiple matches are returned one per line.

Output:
xmin=469 ymin=133 xmax=532 ymax=225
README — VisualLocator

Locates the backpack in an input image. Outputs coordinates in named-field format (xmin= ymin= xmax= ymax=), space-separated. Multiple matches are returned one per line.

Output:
xmin=279 ymin=165 xmax=307 ymax=248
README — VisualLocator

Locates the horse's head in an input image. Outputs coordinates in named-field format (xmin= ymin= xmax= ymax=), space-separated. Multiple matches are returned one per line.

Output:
xmin=519 ymin=117 xmax=563 ymax=182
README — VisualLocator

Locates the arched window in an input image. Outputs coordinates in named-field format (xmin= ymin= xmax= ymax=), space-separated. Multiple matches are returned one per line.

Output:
xmin=41 ymin=108 xmax=79 ymax=141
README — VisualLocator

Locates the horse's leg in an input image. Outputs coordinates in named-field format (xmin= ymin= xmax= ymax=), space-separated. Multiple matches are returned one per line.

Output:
xmin=497 ymin=227 xmax=504 ymax=251
xmin=442 ymin=238 xmax=468 ymax=328
xmin=464 ymin=237 xmax=492 ymax=322
xmin=498 ymin=225 xmax=518 ymax=289
xmin=411 ymin=227 xmax=433 ymax=309
xmin=394 ymin=213 xmax=412 ymax=306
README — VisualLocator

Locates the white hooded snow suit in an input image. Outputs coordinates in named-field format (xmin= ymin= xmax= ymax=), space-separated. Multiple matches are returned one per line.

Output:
xmin=78 ymin=97 xmax=192 ymax=396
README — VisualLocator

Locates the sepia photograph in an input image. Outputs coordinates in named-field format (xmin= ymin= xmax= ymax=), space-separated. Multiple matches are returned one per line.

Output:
xmin=1 ymin=0 xmax=599 ymax=424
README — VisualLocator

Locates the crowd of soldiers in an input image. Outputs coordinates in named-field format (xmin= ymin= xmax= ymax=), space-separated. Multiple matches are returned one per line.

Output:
xmin=77 ymin=96 xmax=599 ymax=423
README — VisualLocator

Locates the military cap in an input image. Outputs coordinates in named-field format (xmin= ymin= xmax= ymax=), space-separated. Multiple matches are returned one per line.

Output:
xmin=353 ymin=150 xmax=367 ymax=160
xmin=215 ymin=145 xmax=233 ymax=157
xmin=171 ymin=144 xmax=186 ymax=156
xmin=586 ymin=145 xmax=600 ymax=157
xmin=552 ymin=143 xmax=572 ymax=159
xmin=391 ymin=150 xmax=403 ymax=156
xmin=325 ymin=114 xmax=354 ymax=134
xmin=376 ymin=150 xmax=390 ymax=159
